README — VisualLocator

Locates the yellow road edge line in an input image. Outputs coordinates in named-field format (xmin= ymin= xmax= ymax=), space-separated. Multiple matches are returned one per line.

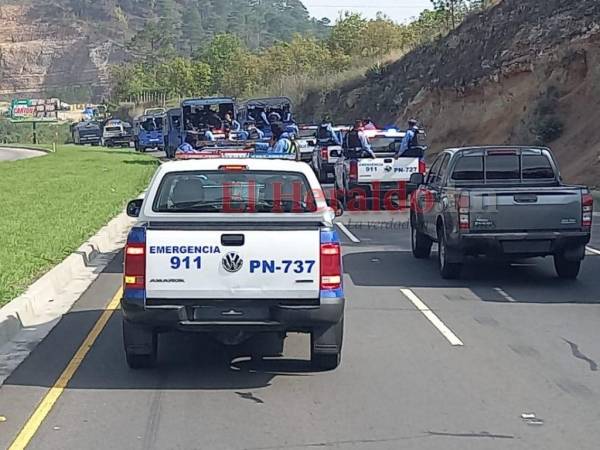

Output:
xmin=8 ymin=287 xmax=122 ymax=450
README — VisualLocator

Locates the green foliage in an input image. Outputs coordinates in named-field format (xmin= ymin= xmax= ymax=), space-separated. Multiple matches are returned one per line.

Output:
xmin=328 ymin=12 xmax=368 ymax=56
xmin=0 ymin=118 xmax=71 ymax=145
xmin=533 ymin=86 xmax=564 ymax=144
xmin=109 ymin=2 xmax=494 ymax=103
xmin=0 ymin=145 xmax=158 ymax=305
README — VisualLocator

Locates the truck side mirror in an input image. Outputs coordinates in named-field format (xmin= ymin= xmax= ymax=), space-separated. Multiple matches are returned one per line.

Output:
xmin=409 ymin=173 xmax=425 ymax=186
xmin=127 ymin=199 xmax=144 ymax=218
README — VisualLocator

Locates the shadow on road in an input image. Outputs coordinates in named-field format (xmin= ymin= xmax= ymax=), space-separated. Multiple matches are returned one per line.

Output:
xmin=344 ymin=250 xmax=600 ymax=304
xmin=4 ymin=308 xmax=315 ymax=391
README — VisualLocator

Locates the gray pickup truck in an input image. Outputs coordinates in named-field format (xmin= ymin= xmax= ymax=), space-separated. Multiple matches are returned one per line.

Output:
xmin=409 ymin=147 xmax=593 ymax=279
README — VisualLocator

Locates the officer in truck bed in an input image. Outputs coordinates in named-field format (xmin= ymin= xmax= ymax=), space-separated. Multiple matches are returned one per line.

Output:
xmin=343 ymin=120 xmax=375 ymax=158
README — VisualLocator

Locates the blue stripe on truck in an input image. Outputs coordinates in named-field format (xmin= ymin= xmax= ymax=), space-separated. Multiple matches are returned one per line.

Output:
xmin=320 ymin=229 xmax=340 ymax=244
xmin=320 ymin=288 xmax=344 ymax=299
xmin=127 ymin=226 xmax=146 ymax=244
xmin=124 ymin=288 xmax=145 ymax=300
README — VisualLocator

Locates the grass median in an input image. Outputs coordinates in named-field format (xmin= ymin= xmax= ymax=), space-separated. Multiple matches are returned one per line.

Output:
xmin=0 ymin=145 xmax=159 ymax=306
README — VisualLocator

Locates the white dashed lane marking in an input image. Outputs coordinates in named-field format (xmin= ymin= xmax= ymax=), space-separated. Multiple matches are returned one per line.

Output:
xmin=336 ymin=222 xmax=361 ymax=243
xmin=401 ymin=288 xmax=464 ymax=347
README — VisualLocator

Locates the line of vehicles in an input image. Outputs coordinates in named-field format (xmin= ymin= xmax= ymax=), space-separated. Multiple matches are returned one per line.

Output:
xmin=116 ymin=95 xmax=593 ymax=371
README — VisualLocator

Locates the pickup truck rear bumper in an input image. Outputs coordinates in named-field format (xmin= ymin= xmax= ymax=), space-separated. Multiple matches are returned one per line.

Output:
xmin=121 ymin=295 xmax=345 ymax=333
xmin=450 ymin=231 xmax=590 ymax=260
xmin=348 ymin=181 xmax=418 ymax=197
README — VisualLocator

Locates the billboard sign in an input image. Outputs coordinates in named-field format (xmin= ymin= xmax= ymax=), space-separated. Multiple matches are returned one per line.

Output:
xmin=9 ymin=98 xmax=59 ymax=121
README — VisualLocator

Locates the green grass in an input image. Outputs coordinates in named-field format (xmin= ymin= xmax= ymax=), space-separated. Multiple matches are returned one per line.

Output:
xmin=0 ymin=145 xmax=159 ymax=306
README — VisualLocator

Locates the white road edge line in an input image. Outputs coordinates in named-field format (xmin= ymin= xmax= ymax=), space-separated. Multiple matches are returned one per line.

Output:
xmin=336 ymin=222 xmax=361 ymax=243
xmin=586 ymin=246 xmax=600 ymax=256
xmin=400 ymin=288 xmax=464 ymax=346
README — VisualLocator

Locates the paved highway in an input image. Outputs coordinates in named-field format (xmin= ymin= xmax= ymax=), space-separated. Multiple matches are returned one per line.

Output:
xmin=0 ymin=147 xmax=45 ymax=162
xmin=0 ymin=209 xmax=600 ymax=449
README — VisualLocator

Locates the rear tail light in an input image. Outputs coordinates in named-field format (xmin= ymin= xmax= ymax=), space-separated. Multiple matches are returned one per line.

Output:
xmin=124 ymin=243 xmax=146 ymax=289
xmin=457 ymin=192 xmax=470 ymax=231
xmin=320 ymin=147 xmax=328 ymax=160
xmin=418 ymin=159 xmax=427 ymax=174
xmin=320 ymin=243 xmax=342 ymax=290
xmin=349 ymin=161 xmax=358 ymax=181
xmin=582 ymin=192 xmax=593 ymax=230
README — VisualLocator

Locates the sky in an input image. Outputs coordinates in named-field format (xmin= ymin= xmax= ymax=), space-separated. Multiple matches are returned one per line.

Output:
xmin=303 ymin=0 xmax=433 ymax=24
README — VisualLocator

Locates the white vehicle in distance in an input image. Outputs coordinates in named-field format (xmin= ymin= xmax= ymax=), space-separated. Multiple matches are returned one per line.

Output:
xmin=123 ymin=152 xmax=346 ymax=370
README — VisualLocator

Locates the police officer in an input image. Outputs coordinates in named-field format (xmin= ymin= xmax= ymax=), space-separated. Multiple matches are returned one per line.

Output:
xmin=270 ymin=122 xmax=294 ymax=154
xmin=395 ymin=118 xmax=419 ymax=158
xmin=316 ymin=115 xmax=341 ymax=146
xmin=239 ymin=121 xmax=265 ymax=140
xmin=343 ymin=120 xmax=375 ymax=158
xmin=177 ymin=134 xmax=198 ymax=154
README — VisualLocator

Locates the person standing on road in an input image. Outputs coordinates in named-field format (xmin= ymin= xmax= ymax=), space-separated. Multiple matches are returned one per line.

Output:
xmin=343 ymin=120 xmax=375 ymax=158
xmin=395 ymin=119 xmax=420 ymax=158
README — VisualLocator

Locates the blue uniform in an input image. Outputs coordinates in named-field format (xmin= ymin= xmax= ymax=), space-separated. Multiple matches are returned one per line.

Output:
xmin=398 ymin=127 xmax=418 ymax=156
xmin=284 ymin=122 xmax=300 ymax=138
xmin=271 ymin=133 xmax=294 ymax=153
xmin=204 ymin=130 xmax=216 ymax=142
xmin=317 ymin=123 xmax=342 ymax=146
xmin=230 ymin=120 xmax=241 ymax=132
xmin=239 ymin=128 xmax=265 ymax=140
xmin=177 ymin=142 xmax=196 ymax=153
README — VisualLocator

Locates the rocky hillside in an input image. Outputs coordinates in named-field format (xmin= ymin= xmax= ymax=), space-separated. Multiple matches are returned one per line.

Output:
xmin=298 ymin=0 xmax=600 ymax=187
xmin=0 ymin=0 xmax=325 ymax=101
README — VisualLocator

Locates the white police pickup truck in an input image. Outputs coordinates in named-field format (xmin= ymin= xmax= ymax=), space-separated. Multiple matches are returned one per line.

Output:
xmin=122 ymin=155 xmax=345 ymax=370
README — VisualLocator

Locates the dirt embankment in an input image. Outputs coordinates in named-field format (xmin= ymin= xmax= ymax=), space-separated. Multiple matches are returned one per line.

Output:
xmin=298 ymin=0 xmax=600 ymax=188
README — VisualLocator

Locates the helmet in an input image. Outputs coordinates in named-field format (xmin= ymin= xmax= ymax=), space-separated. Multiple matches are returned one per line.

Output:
xmin=408 ymin=118 xmax=418 ymax=127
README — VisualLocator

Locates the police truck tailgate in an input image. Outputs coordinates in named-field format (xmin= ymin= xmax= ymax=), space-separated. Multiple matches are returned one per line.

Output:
xmin=358 ymin=156 xmax=420 ymax=183
xmin=146 ymin=229 xmax=321 ymax=299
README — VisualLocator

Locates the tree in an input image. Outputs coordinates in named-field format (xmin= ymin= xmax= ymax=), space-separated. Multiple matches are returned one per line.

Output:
xmin=127 ymin=22 xmax=175 ymax=63
xmin=181 ymin=4 xmax=204 ymax=55
xmin=328 ymin=12 xmax=368 ymax=56
xmin=200 ymin=34 xmax=257 ymax=96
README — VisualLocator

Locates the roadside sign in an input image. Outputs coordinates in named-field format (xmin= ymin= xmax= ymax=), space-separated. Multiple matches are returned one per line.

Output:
xmin=9 ymin=98 xmax=59 ymax=121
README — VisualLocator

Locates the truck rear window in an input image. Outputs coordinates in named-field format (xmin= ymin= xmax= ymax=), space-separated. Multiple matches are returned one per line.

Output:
xmin=153 ymin=171 xmax=317 ymax=213
xmin=451 ymin=152 xmax=555 ymax=182
xmin=105 ymin=127 xmax=120 ymax=132
xmin=522 ymin=155 xmax=554 ymax=179
xmin=451 ymin=156 xmax=483 ymax=180
xmin=486 ymin=154 xmax=520 ymax=180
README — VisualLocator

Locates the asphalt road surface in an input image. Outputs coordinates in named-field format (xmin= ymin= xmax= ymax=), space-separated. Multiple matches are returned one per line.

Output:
xmin=1 ymin=210 xmax=600 ymax=449
xmin=0 ymin=147 xmax=45 ymax=162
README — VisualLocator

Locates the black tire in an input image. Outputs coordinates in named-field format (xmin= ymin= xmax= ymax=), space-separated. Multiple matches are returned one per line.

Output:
xmin=411 ymin=218 xmax=432 ymax=259
xmin=437 ymin=226 xmax=462 ymax=279
xmin=554 ymin=255 xmax=581 ymax=279
xmin=311 ymin=318 xmax=343 ymax=371
xmin=123 ymin=320 xmax=157 ymax=369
